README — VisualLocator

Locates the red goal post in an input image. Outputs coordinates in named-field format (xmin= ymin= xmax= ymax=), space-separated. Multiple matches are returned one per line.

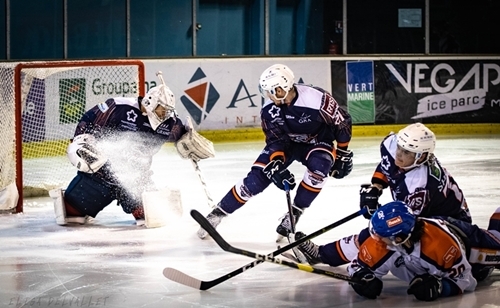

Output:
xmin=0 ymin=60 xmax=145 ymax=213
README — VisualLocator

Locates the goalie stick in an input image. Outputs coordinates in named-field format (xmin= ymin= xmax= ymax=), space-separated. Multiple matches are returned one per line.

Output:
xmin=191 ymin=159 xmax=216 ymax=209
xmin=156 ymin=71 xmax=215 ymax=209
xmin=163 ymin=208 xmax=366 ymax=290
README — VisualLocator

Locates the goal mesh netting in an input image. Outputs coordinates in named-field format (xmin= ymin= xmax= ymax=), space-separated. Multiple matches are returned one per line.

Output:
xmin=0 ymin=60 xmax=145 ymax=212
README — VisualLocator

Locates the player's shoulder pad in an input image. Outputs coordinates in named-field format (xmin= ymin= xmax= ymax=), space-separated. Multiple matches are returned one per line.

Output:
xmin=419 ymin=220 xmax=464 ymax=270
xmin=358 ymin=236 xmax=393 ymax=268
xmin=113 ymin=97 xmax=139 ymax=109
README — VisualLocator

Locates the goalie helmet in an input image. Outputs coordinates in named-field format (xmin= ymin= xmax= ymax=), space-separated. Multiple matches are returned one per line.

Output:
xmin=259 ymin=64 xmax=295 ymax=101
xmin=397 ymin=122 xmax=436 ymax=167
xmin=141 ymin=85 xmax=176 ymax=131
xmin=369 ymin=201 xmax=416 ymax=246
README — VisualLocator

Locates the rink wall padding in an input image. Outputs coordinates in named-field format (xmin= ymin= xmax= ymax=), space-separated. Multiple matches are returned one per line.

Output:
xmin=201 ymin=123 xmax=500 ymax=143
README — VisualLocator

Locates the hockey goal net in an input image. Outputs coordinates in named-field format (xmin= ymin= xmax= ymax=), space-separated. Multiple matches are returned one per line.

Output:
xmin=0 ymin=60 xmax=145 ymax=213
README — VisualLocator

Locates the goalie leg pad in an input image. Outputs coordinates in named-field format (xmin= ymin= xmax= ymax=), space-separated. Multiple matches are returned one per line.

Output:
xmin=0 ymin=182 xmax=19 ymax=211
xmin=50 ymin=188 xmax=67 ymax=225
xmin=142 ymin=187 xmax=183 ymax=228
xmin=64 ymin=173 xmax=115 ymax=217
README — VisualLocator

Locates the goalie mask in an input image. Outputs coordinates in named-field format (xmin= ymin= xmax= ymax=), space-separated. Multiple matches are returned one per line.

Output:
xmin=141 ymin=85 xmax=176 ymax=131
xmin=369 ymin=201 xmax=416 ymax=246
xmin=259 ymin=64 xmax=295 ymax=102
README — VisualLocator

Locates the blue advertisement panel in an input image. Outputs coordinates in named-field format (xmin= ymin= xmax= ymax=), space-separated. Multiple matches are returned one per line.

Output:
xmin=346 ymin=61 xmax=375 ymax=124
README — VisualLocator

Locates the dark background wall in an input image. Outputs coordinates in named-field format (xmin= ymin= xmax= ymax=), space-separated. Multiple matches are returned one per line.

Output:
xmin=0 ymin=0 xmax=499 ymax=60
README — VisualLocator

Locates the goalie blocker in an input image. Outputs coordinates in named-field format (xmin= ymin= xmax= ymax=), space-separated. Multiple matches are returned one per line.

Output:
xmin=175 ymin=117 xmax=215 ymax=162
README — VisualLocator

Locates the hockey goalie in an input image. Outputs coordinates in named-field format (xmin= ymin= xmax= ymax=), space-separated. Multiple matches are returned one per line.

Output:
xmin=50 ymin=72 xmax=214 ymax=228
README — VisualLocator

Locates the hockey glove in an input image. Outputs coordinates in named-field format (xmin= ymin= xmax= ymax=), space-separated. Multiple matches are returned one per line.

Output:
xmin=350 ymin=267 xmax=383 ymax=299
xmin=329 ymin=149 xmax=353 ymax=179
xmin=359 ymin=184 xmax=382 ymax=219
xmin=407 ymin=274 xmax=443 ymax=301
xmin=263 ymin=159 xmax=296 ymax=191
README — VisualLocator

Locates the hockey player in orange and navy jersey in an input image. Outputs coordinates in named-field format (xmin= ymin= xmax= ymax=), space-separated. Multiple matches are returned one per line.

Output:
xmin=293 ymin=122 xmax=473 ymax=267
xmin=345 ymin=201 xmax=500 ymax=301
xmin=50 ymin=80 xmax=214 ymax=226
xmin=197 ymin=64 xmax=353 ymax=240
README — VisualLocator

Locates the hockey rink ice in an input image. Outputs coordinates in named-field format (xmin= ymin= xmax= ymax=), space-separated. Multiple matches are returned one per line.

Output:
xmin=1 ymin=135 xmax=500 ymax=308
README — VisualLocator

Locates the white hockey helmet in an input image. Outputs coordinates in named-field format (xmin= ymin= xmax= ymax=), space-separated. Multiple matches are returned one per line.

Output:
xmin=258 ymin=64 xmax=295 ymax=101
xmin=397 ymin=122 xmax=436 ymax=166
xmin=141 ymin=85 xmax=176 ymax=130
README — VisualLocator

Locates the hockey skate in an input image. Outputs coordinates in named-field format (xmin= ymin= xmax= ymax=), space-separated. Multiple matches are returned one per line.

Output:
xmin=293 ymin=232 xmax=322 ymax=265
xmin=276 ymin=206 xmax=303 ymax=242
xmin=197 ymin=207 xmax=227 ymax=239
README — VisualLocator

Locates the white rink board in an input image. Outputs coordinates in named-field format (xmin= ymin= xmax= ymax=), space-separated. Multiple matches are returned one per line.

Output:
xmin=142 ymin=58 xmax=331 ymax=130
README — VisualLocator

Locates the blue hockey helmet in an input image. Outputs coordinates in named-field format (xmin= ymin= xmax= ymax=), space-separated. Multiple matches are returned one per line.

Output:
xmin=369 ymin=201 xmax=416 ymax=246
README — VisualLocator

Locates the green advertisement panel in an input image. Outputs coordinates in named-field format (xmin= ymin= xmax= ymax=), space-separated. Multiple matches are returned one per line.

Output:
xmin=59 ymin=78 xmax=86 ymax=124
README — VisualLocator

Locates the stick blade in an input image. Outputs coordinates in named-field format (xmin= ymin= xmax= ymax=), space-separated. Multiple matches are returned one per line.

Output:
xmin=163 ymin=267 xmax=203 ymax=290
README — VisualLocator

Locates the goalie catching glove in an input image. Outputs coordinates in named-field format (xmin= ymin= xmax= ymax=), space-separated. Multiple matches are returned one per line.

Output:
xmin=175 ymin=116 xmax=215 ymax=161
xmin=329 ymin=148 xmax=353 ymax=179
xmin=67 ymin=134 xmax=107 ymax=173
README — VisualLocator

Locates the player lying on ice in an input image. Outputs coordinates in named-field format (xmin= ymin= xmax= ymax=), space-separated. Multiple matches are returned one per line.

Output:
xmin=341 ymin=201 xmax=499 ymax=301
xmin=291 ymin=121 xmax=476 ymax=263
xmin=197 ymin=63 xmax=353 ymax=241
xmin=50 ymin=73 xmax=214 ymax=227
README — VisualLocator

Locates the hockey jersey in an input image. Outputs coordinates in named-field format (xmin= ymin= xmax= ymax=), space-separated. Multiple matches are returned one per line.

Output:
xmin=72 ymin=97 xmax=186 ymax=183
xmin=371 ymin=133 xmax=471 ymax=222
xmin=260 ymin=84 xmax=352 ymax=157
xmin=347 ymin=218 xmax=478 ymax=295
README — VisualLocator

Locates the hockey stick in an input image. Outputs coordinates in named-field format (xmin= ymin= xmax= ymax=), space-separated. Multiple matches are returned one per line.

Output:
xmin=282 ymin=182 xmax=308 ymax=263
xmin=163 ymin=208 xmax=365 ymax=289
xmin=156 ymin=71 xmax=215 ymax=209
xmin=191 ymin=209 xmax=363 ymax=284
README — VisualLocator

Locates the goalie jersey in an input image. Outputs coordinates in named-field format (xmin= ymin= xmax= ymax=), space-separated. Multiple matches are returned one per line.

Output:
xmin=72 ymin=97 xmax=186 ymax=182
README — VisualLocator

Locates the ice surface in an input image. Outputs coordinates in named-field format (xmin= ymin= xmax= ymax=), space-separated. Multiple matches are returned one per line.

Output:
xmin=1 ymin=136 xmax=500 ymax=308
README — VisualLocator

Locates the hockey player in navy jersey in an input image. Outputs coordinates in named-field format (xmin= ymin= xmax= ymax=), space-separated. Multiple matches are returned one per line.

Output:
xmin=345 ymin=201 xmax=500 ymax=301
xmin=197 ymin=63 xmax=353 ymax=240
xmin=292 ymin=122 xmax=474 ymax=266
xmin=50 ymin=78 xmax=214 ymax=226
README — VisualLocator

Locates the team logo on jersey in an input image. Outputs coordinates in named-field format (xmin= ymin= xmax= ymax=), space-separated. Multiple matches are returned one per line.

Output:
xmin=443 ymin=246 xmax=459 ymax=263
xmin=394 ymin=256 xmax=405 ymax=267
xmin=429 ymin=161 xmax=441 ymax=180
xmin=180 ymin=68 xmax=220 ymax=125
xmin=320 ymin=94 xmax=338 ymax=119
xmin=269 ymin=105 xmax=281 ymax=118
xmin=298 ymin=113 xmax=311 ymax=124
xmin=127 ymin=110 xmax=138 ymax=122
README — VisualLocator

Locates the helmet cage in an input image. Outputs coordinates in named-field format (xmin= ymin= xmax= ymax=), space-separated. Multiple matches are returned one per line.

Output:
xmin=142 ymin=84 xmax=176 ymax=130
